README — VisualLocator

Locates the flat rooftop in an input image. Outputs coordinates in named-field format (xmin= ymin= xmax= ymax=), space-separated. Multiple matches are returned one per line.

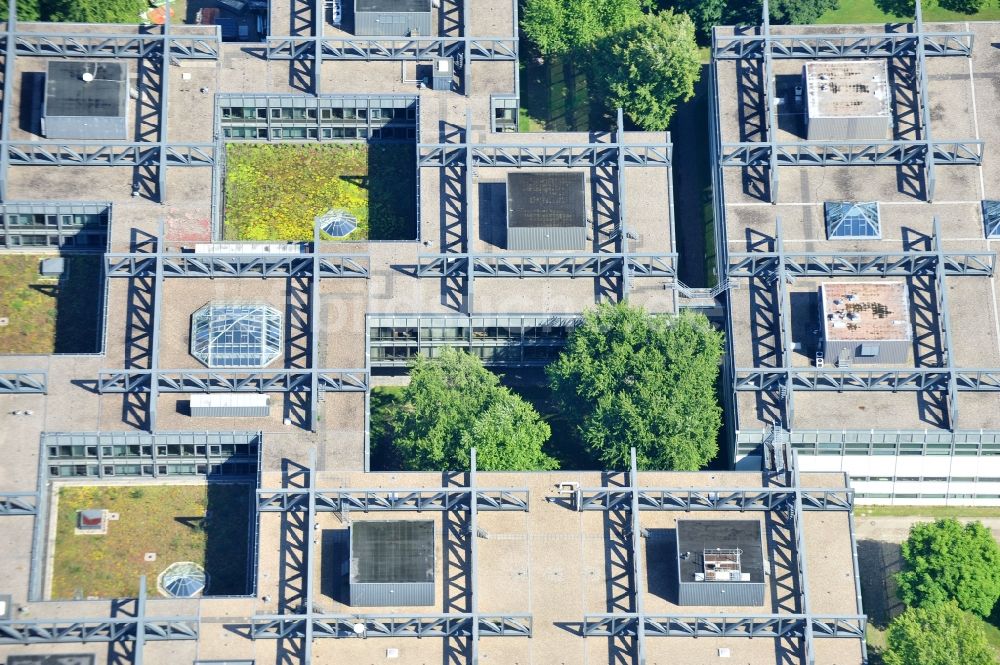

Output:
xmin=804 ymin=60 xmax=891 ymax=119
xmin=45 ymin=61 xmax=127 ymax=118
xmin=506 ymin=171 xmax=587 ymax=229
xmin=820 ymin=282 xmax=911 ymax=342
xmin=714 ymin=20 xmax=1000 ymax=434
xmin=677 ymin=519 xmax=765 ymax=584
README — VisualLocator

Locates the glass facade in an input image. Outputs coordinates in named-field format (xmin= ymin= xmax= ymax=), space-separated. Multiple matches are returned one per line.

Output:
xmin=0 ymin=203 xmax=110 ymax=249
xmin=368 ymin=314 xmax=578 ymax=367
xmin=218 ymin=95 xmax=419 ymax=142
xmin=43 ymin=432 xmax=261 ymax=479
xmin=737 ymin=429 xmax=1000 ymax=456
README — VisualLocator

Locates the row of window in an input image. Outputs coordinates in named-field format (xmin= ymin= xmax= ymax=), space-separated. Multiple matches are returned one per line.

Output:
xmin=370 ymin=325 xmax=569 ymax=342
xmin=223 ymin=126 xmax=416 ymax=140
xmin=859 ymin=493 xmax=1000 ymax=500
xmin=371 ymin=345 xmax=561 ymax=363
xmin=221 ymin=106 xmax=415 ymax=121
xmin=47 ymin=442 xmax=257 ymax=459
xmin=0 ymin=233 xmax=106 ymax=248
xmin=781 ymin=442 xmax=1000 ymax=456
xmin=49 ymin=462 xmax=256 ymax=478
xmin=854 ymin=476 xmax=1000 ymax=483
xmin=4 ymin=213 xmax=107 ymax=228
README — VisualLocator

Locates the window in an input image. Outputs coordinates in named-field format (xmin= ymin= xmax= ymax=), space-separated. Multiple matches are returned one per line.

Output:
xmin=825 ymin=201 xmax=881 ymax=239
xmin=983 ymin=200 xmax=1000 ymax=238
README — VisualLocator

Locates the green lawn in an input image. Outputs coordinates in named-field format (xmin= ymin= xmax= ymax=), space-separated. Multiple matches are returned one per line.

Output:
xmin=224 ymin=143 xmax=416 ymax=241
xmin=0 ymin=254 xmax=103 ymax=355
xmin=856 ymin=505 xmax=1000 ymax=518
xmin=818 ymin=0 xmax=1000 ymax=24
xmin=52 ymin=484 xmax=251 ymax=599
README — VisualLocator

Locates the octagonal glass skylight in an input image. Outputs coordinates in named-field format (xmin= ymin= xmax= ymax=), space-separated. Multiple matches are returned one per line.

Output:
xmin=191 ymin=303 xmax=282 ymax=368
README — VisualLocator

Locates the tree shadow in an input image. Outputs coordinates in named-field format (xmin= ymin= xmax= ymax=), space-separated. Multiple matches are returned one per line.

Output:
xmin=368 ymin=143 xmax=417 ymax=240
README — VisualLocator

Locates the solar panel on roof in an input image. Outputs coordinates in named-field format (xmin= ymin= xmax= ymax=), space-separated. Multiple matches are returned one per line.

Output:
xmin=351 ymin=520 xmax=434 ymax=584
xmin=825 ymin=201 xmax=880 ymax=239
xmin=190 ymin=303 xmax=282 ymax=368
xmin=507 ymin=172 xmax=586 ymax=229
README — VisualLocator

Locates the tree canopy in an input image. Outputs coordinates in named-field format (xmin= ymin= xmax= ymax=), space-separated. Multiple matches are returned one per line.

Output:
xmin=895 ymin=518 xmax=1000 ymax=617
xmin=670 ymin=0 xmax=838 ymax=44
xmin=388 ymin=348 xmax=556 ymax=472
xmin=883 ymin=602 xmax=996 ymax=665
xmin=547 ymin=304 xmax=723 ymax=471
xmin=592 ymin=11 xmax=701 ymax=131
xmin=521 ymin=0 xmax=646 ymax=57
xmin=520 ymin=0 xmax=700 ymax=130
xmin=3 ymin=0 xmax=148 ymax=22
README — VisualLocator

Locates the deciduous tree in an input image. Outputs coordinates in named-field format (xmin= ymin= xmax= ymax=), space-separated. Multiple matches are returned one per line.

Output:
xmin=592 ymin=11 xmax=701 ymax=130
xmin=883 ymin=602 xmax=996 ymax=665
xmin=547 ymin=304 xmax=723 ymax=470
xmin=391 ymin=349 xmax=555 ymax=471
xmin=896 ymin=518 xmax=1000 ymax=617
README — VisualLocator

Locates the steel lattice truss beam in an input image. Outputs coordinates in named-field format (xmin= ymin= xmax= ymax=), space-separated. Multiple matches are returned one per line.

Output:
xmin=258 ymin=487 xmax=529 ymax=512
xmin=249 ymin=613 xmax=531 ymax=639
xmin=734 ymin=368 xmax=1000 ymax=392
xmin=0 ymin=492 xmax=37 ymax=515
xmin=417 ymin=254 xmax=676 ymax=279
xmin=252 ymin=451 xmax=530 ymax=664
xmin=106 ymin=252 xmax=370 ymax=278
xmin=574 ymin=486 xmax=854 ymax=512
xmin=0 ymin=576 xmax=197 ymax=665
xmin=96 ymin=369 xmax=369 ymax=393
xmin=728 ymin=250 xmax=995 ymax=278
xmin=266 ymin=36 xmax=516 ymax=61
xmin=711 ymin=0 xmax=980 ymax=202
xmin=0 ymin=371 xmax=47 ymax=394
xmin=0 ymin=618 xmax=198 ymax=644
xmin=582 ymin=614 xmax=866 ymax=638
xmin=7 ymin=30 xmax=221 ymax=58
xmin=719 ymin=140 xmax=983 ymax=168
xmin=713 ymin=31 xmax=973 ymax=59
xmin=0 ymin=0 xmax=220 ymax=202
xmin=6 ymin=142 xmax=216 ymax=167
xmin=418 ymin=143 xmax=672 ymax=168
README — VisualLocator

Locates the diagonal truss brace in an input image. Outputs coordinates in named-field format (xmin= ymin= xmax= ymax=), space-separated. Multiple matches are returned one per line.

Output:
xmin=96 ymin=369 xmax=370 ymax=393
xmin=257 ymin=487 xmax=530 ymax=512
xmin=582 ymin=614 xmax=866 ymax=639
xmin=574 ymin=487 xmax=853 ymax=512
xmin=249 ymin=614 xmax=532 ymax=639
xmin=0 ymin=492 xmax=38 ymax=515
xmin=417 ymin=254 xmax=677 ymax=280
xmin=0 ymin=371 xmax=47 ymax=394
xmin=106 ymin=253 xmax=371 ymax=278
